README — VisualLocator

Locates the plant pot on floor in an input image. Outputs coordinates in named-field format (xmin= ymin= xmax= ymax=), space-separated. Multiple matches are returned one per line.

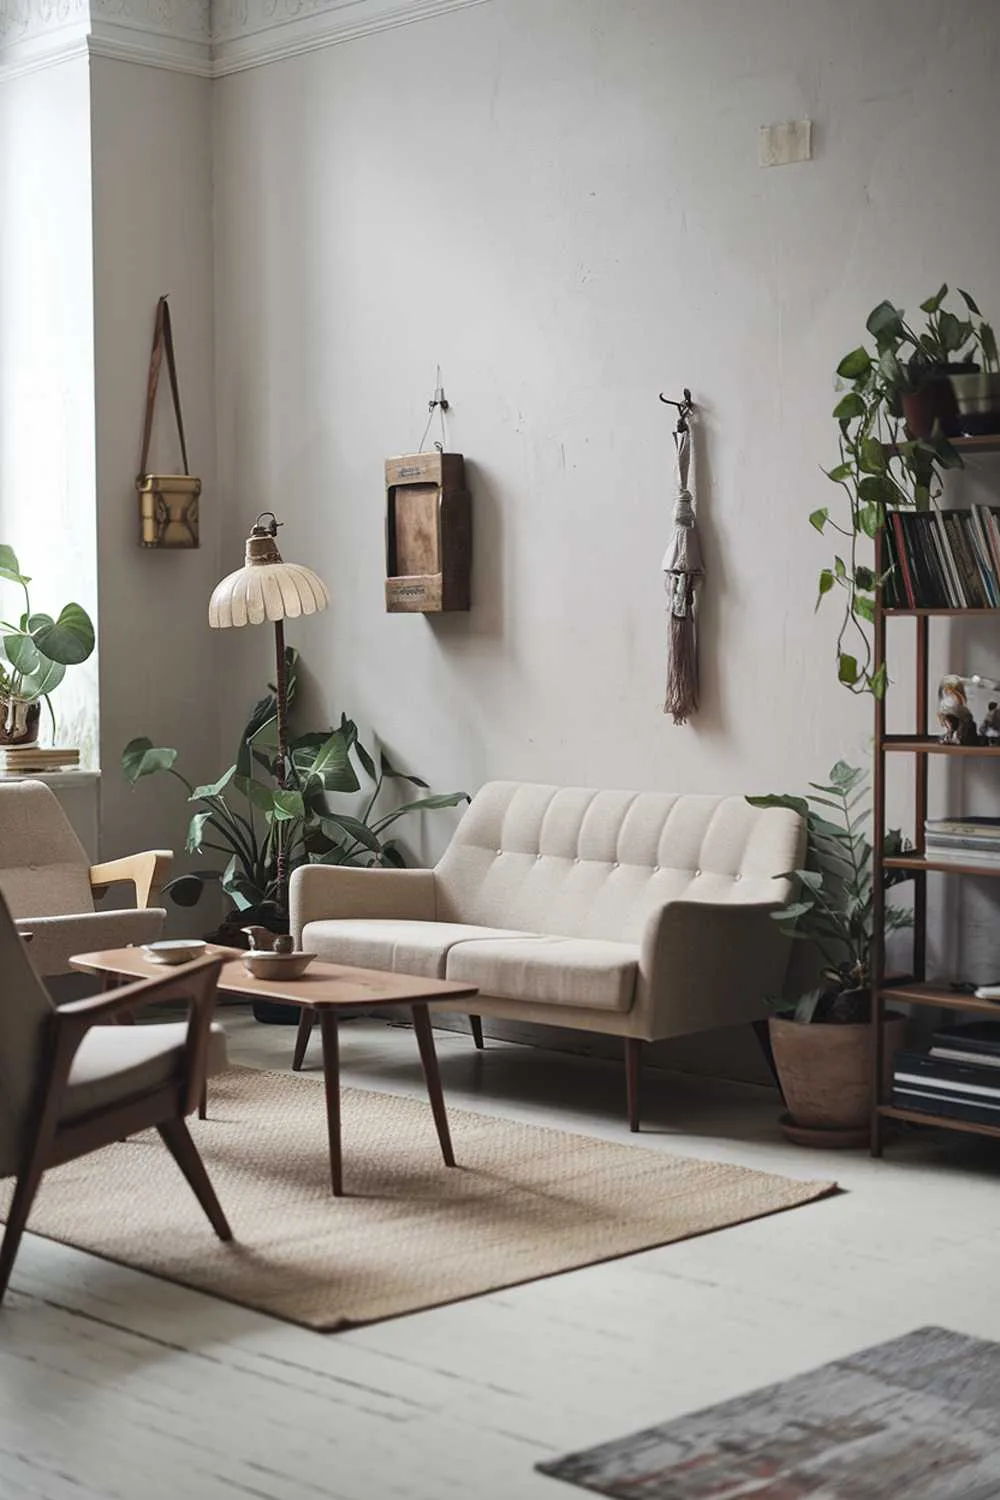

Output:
xmin=769 ymin=1011 xmax=907 ymax=1147
xmin=0 ymin=697 xmax=40 ymax=747
xmin=901 ymin=363 xmax=976 ymax=439
xmin=950 ymin=370 xmax=1000 ymax=436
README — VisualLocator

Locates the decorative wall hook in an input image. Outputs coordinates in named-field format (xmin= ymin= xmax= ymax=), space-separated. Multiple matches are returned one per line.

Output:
xmin=659 ymin=387 xmax=694 ymax=433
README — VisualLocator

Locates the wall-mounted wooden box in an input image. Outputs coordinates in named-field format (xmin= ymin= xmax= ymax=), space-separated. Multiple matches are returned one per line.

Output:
xmin=385 ymin=451 xmax=471 ymax=613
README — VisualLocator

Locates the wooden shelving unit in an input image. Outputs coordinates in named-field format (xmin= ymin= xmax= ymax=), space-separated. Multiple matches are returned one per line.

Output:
xmin=872 ymin=440 xmax=1000 ymax=1154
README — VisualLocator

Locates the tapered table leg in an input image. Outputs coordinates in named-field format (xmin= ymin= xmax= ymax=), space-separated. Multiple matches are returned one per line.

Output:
xmin=411 ymin=1003 xmax=456 ymax=1167
xmin=318 ymin=1008 xmax=342 ymax=1196
xmin=292 ymin=1007 xmax=314 ymax=1071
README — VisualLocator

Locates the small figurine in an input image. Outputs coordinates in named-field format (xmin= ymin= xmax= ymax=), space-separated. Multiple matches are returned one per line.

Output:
xmin=938 ymin=675 xmax=980 ymax=745
xmin=273 ymin=933 xmax=295 ymax=955
xmin=980 ymin=701 xmax=1000 ymax=743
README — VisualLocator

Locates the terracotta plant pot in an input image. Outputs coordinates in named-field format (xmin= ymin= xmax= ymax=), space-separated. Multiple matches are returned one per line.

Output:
xmin=769 ymin=1012 xmax=907 ymax=1139
xmin=901 ymin=363 xmax=976 ymax=439
xmin=0 ymin=697 xmax=41 ymax=747
xmin=949 ymin=371 xmax=1000 ymax=437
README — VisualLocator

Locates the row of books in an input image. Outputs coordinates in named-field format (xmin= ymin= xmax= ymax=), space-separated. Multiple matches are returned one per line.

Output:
xmin=882 ymin=506 xmax=1000 ymax=609
xmin=893 ymin=1022 xmax=1000 ymax=1127
xmin=925 ymin=816 xmax=1000 ymax=866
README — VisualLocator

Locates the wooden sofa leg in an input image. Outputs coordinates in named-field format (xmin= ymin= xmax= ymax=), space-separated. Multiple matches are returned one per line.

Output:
xmin=470 ymin=1015 xmax=485 ymax=1051
xmin=625 ymin=1038 xmax=643 ymax=1133
xmin=751 ymin=1018 xmax=784 ymax=1100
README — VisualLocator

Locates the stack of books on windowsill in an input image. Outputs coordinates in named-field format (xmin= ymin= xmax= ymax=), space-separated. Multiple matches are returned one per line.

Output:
xmin=893 ymin=1022 xmax=1000 ymax=1126
xmin=925 ymin=816 xmax=1000 ymax=866
xmin=0 ymin=747 xmax=80 ymax=775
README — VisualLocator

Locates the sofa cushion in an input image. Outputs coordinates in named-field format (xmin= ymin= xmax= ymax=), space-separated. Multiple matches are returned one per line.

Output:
xmin=446 ymin=936 xmax=639 ymax=1013
xmin=300 ymin=919 xmax=535 ymax=979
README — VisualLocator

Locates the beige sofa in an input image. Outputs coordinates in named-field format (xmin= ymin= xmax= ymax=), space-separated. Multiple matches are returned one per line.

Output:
xmin=290 ymin=780 xmax=804 ymax=1128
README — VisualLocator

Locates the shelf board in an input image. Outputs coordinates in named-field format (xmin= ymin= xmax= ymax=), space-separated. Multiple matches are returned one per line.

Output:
xmin=883 ymin=606 xmax=999 ymax=616
xmin=882 ymin=736 xmax=1000 ymax=756
xmin=953 ymin=435 xmax=1000 ymax=454
xmin=880 ymin=981 xmax=1000 ymax=1015
xmin=884 ymin=854 xmax=1000 ymax=878
xmin=878 ymin=1104 xmax=1000 ymax=1140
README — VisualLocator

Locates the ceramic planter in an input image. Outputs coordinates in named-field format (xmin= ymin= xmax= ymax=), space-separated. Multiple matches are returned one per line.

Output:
xmin=769 ymin=1012 xmax=907 ymax=1145
xmin=949 ymin=371 xmax=1000 ymax=436
xmin=901 ymin=364 xmax=976 ymax=439
xmin=0 ymin=697 xmax=40 ymax=746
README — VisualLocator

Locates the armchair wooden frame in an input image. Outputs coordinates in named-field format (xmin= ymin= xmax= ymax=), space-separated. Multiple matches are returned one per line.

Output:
xmin=89 ymin=849 xmax=172 ymax=910
xmin=0 ymin=954 xmax=232 ymax=1303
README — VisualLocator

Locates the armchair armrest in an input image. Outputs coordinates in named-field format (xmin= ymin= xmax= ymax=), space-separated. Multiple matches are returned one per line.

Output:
xmin=289 ymin=864 xmax=437 ymax=944
xmin=637 ymin=898 xmax=792 ymax=1040
xmin=90 ymin=850 xmax=172 ymax=909
xmin=53 ymin=955 xmax=224 ymax=1117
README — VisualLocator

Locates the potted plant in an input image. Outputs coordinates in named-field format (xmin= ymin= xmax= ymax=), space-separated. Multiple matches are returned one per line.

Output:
xmin=748 ymin=761 xmax=912 ymax=1147
xmin=124 ymin=651 xmax=468 ymax=1015
xmin=810 ymin=289 xmax=983 ymax=696
xmin=950 ymin=296 xmax=1000 ymax=436
xmin=0 ymin=544 xmax=95 ymax=745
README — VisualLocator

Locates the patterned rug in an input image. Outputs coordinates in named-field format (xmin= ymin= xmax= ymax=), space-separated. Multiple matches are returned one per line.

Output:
xmin=2 ymin=1066 xmax=835 ymax=1330
xmin=539 ymin=1326 xmax=1000 ymax=1498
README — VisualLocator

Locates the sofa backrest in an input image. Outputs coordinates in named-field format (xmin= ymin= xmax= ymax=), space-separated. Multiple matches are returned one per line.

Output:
xmin=434 ymin=781 xmax=803 ymax=943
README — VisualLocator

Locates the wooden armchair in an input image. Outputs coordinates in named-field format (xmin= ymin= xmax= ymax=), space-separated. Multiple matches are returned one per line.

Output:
xmin=0 ymin=893 xmax=232 ymax=1302
xmin=0 ymin=779 xmax=171 ymax=976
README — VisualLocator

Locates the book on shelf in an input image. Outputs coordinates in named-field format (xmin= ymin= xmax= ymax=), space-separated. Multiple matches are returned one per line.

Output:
xmin=0 ymin=747 xmax=80 ymax=772
xmin=883 ymin=506 xmax=1000 ymax=609
xmin=894 ymin=1050 xmax=1000 ymax=1098
xmin=931 ymin=1021 xmax=1000 ymax=1056
xmin=922 ymin=846 xmax=1000 ymax=866
xmin=892 ymin=1085 xmax=1000 ymax=1128
xmin=926 ymin=817 xmax=1000 ymax=836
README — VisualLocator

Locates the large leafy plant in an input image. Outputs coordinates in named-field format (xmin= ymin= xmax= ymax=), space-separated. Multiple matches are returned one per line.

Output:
xmin=0 ymin=544 xmax=95 ymax=734
xmin=748 ymin=761 xmax=912 ymax=1024
xmin=811 ymin=286 xmax=995 ymax=696
xmin=123 ymin=651 xmax=468 ymax=925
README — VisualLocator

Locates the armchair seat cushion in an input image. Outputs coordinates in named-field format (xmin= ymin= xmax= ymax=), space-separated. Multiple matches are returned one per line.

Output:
xmin=64 ymin=1022 xmax=227 ymax=1122
xmin=445 ymin=935 xmax=639 ymax=1013
xmin=301 ymin=919 xmax=535 ymax=979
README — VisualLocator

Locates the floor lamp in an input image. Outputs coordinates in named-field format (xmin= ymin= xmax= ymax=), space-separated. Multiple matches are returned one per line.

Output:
xmin=208 ymin=512 xmax=330 ymax=909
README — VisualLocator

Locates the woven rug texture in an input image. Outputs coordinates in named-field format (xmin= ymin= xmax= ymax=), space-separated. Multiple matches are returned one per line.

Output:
xmin=1 ymin=1066 xmax=836 ymax=1331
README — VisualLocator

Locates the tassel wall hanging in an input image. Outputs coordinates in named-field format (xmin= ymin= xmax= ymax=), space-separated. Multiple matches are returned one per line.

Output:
xmin=659 ymin=389 xmax=702 ymax=724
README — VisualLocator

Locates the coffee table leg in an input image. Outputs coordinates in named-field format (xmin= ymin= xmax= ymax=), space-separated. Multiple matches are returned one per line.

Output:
xmin=318 ymin=1009 xmax=343 ymax=1196
xmin=292 ymin=1007 xmax=314 ymax=1071
xmin=411 ymin=1003 xmax=456 ymax=1167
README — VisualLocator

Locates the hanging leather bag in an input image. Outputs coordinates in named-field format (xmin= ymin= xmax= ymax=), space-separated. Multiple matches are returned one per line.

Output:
xmin=135 ymin=295 xmax=201 ymax=549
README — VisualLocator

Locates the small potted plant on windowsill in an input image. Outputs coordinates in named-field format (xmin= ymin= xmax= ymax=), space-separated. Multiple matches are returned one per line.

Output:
xmin=0 ymin=545 xmax=95 ymax=746
xmin=748 ymin=761 xmax=912 ymax=1147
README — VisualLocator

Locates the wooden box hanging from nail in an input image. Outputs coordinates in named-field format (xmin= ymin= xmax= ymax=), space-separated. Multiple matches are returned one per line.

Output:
xmin=385 ymin=452 xmax=471 ymax=613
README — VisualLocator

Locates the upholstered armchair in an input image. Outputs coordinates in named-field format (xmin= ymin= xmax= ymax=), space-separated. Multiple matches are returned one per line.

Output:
xmin=0 ymin=892 xmax=232 ymax=1301
xmin=0 ymin=779 xmax=170 ymax=976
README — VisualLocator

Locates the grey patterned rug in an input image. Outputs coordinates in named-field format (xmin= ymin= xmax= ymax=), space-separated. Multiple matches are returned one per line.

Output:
xmin=539 ymin=1327 xmax=1000 ymax=1499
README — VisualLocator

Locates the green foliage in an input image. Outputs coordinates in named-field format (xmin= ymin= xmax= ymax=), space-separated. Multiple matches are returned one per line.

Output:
xmin=0 ymin=545 xmax=95 ymax=735
xmin=123 ymin=650 xmax=469 ymax=924
xmin=748 ymin=761 xmax=912 ymax=1024
xmin=816 ymin=286 xmax=998 ymax=696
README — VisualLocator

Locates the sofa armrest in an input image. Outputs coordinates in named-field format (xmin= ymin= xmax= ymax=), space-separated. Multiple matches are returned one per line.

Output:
xmin=90 ymin=850 xmax=172 ymax=909
xmin=637 ymin=898 xmax=791 ymax=1040
xmin=289 ymin=865 xmax=437 ymax=944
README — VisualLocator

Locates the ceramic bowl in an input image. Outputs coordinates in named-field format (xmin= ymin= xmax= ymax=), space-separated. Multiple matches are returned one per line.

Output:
xmin=142 ymin=939 xmax=208 ymax=966
xmin=242 ymin=950 xmax=315 ymax=981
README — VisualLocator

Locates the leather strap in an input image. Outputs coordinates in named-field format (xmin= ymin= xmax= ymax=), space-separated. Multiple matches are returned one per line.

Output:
xmin=138 ymin=295 xmax=190 ymax=479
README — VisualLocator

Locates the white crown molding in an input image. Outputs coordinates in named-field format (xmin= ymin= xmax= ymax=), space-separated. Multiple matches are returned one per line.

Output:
xmin=211 ymin=0 xmax=491 ymax=76
xmin=0 ymin=0 xmax=488 ymax=80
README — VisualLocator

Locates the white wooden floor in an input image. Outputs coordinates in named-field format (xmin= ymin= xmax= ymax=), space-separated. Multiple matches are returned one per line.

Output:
xmin=3 ymin=1013 xmax=1000 ymax=1500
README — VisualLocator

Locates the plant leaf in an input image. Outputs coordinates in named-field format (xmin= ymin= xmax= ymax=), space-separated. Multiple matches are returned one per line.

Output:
xmin=186 ymin=811 xmax=212 ymax=853
xmin=838 ymin=653 xmax=859 ymax=686
xmin=190 ymin=765 xmax=237 ymax=801
xmin=122 ymin=737 xmax=177 ymax=784
xmin=836 ymin=347 xmax=872 ymax=381
xmin=30 ymin=603 xmax=94 ymax=665
xmin=809 ymin=508 xmax=829 ymax=533
xmin=833 ymin=391 xmax=865 ymax=423
xmin=0 ymin=545 xmax=27 ymax=587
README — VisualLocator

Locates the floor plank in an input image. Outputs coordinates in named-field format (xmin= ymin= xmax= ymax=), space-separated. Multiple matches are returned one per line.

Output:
xmin=2 ymin=1012 xmax=1000 ymax=1499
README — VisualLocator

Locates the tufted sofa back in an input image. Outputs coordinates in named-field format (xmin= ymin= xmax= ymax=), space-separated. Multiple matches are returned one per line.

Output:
xmin=434 ymin=781 xmax=804 ymax=943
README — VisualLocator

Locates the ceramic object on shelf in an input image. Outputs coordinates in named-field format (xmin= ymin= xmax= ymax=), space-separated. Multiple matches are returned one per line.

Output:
xmin=142 ymin=939 xmax=208 ymax=965
xmin=242 ymin=950 xmax=315 ymax=981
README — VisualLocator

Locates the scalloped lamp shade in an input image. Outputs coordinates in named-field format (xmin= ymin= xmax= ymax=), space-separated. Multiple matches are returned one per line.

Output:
xmin=208 ymin=526 xmax=330 ymax=629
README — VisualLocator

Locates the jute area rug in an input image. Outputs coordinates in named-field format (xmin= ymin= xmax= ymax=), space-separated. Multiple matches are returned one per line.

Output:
xmin=3 ymin=1067 xmax=836 ymax=1331
xmin=539 ymin=1326 xmax=1000 ymax=1499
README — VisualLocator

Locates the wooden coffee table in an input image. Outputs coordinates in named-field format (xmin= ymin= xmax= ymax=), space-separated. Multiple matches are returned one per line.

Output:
xmin=70 ymin=946 xmax=478 ymax=1197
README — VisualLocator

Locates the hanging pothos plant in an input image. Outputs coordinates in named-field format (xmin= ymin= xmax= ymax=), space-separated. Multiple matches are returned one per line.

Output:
xmin=810 ymin=286 xmax=995 ymax=696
